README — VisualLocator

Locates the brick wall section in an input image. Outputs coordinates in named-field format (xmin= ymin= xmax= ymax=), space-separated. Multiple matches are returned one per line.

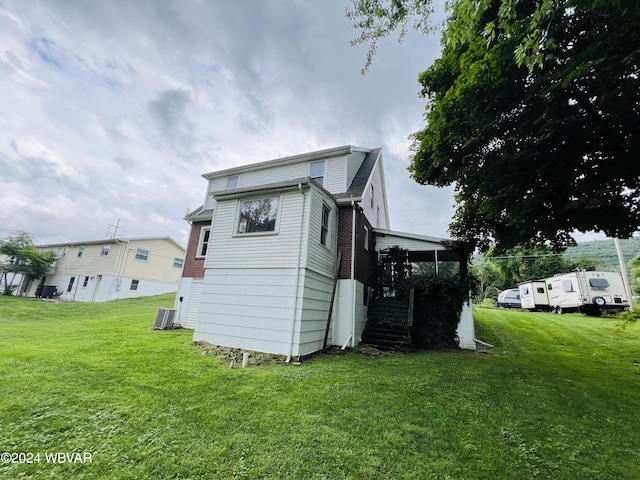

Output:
xmin=182 ymin=221 xmax=208 ymax=278
xmin=337 ymin=205 xmax=376 ymax=288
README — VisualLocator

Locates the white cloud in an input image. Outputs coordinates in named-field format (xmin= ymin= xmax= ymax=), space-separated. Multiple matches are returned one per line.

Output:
xmin=0 ymin=0 xmax=455 ymax=246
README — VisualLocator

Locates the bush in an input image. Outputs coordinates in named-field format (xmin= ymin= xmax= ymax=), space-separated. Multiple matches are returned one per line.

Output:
xmin=618 ymin=308 xmax=640 ymax=326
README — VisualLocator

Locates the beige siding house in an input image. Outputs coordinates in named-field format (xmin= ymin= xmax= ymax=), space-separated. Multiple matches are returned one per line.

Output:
xmin=20 ymin=237 xmax=185 ymax=302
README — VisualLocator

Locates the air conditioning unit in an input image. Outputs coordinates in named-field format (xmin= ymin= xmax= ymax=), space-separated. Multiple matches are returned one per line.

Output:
xmin=153 ymin=308 xmax=176 ymax=330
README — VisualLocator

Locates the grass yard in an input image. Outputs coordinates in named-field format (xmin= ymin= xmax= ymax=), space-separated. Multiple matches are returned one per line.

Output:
xmin=0 ymin=295 xmax=639 ymax=479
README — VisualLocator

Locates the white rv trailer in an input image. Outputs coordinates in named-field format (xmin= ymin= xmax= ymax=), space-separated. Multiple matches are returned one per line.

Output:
xmin=518 ymin=281 xmax=550 ymax=311
xmin=545 ymin=270 xmax=630 ymax=315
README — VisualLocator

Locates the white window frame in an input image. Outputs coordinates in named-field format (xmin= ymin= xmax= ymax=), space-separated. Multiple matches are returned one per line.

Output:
xmin=101 ymin=245 xmax=111 ymax=257
xmin=197 ymin=227 xmax=211 ymax=257
xmin=67 ymin=277 xmax=75 ymax=292
xmin=77 ymin=246 xmax=85 ymax=258
xmin=226 ymin=176 xmax=239 ymax=189
xmin=130 ymin=279 xmax=139 ymax=291
xmin=234 ymin=195 xmax=281 ymax=236
xmin=320 ymin=203 xmax=330 ymax=247
xmin=82 ymin=276 xmax=89 ymax=288
xmin=309 ymin=161 xmax=325 ymax=187
xmin=134 ymin=248 xmax=149 ymax=262
xmin=173 ymin=257 xmax=184 ymax=269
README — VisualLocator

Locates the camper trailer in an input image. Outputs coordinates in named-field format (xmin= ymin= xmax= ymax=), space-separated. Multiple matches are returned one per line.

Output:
xmin=496 ymin=288 xmax=521 ymax=308
xmin=518 ymin=281 xmax=550 ymax=311
xmin=546 ymin=271 xmax=630 ymax=315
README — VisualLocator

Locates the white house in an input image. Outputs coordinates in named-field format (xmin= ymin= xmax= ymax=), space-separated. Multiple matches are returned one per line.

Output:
xmin=175 ymin=145 xmax=475 ymax=358
xmin=19 ymin=237 xmax=185 ymax=302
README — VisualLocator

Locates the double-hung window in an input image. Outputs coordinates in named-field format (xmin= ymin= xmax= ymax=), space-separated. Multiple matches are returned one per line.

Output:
xmin=320 ymin=204 xmax=330 ymax=246
xmin=310 ymin=161 xmax=325 ymax=187
xmin=198 ymin=227 xmax=211 ymax=257
xmin=134 ymin=248 xmax=149 ymax=261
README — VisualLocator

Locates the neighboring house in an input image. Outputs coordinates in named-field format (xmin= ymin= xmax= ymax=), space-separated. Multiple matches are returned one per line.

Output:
xmin=19 ymin=237 xmax=185 ymax=302
xmin=175 ymin=145 xmax=475 ymax=358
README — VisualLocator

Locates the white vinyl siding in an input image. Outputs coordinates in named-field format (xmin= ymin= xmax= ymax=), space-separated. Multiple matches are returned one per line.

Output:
xmin=183 ymin=278 xmax=203 ymax=329
xmin=196 ymin=268 xmax=299 ymax=355
xmin=297 ymin=269 xmax=335 ymax=356
xmin=324 ymin=155 xmax=348 ymax=193
xmin=306 ymin=189 xmax=338 ymax=278
xmin=207 ymin=190 xmax=308 ymax=269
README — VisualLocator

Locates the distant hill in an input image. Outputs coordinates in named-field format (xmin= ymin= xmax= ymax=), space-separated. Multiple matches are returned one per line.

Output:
xmin=564 ymin=237 xmax=640 ymax=271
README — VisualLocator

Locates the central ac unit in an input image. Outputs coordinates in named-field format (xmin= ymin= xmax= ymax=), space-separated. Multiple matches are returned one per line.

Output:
xmin=153 ymin=308 xmax=176 ymax=330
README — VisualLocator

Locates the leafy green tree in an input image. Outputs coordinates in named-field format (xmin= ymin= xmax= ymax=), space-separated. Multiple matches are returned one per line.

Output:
xmin=0 ymin=232 xmax=57 ymax=295
xmin=349 ymin=0 xmax=640 ymax=251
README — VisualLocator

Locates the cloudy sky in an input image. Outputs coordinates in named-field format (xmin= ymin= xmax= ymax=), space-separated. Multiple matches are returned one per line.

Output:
xmin=1 ymin=0 xmax=459 ymax=247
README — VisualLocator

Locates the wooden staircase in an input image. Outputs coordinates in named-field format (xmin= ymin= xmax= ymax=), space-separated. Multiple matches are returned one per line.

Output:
xmin=361 ymin=322 xmax=411 ymax=350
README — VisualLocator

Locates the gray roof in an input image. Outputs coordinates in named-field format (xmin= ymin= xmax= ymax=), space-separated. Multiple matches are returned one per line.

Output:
xmin=334 ymin=148 xmax=381 ymax=201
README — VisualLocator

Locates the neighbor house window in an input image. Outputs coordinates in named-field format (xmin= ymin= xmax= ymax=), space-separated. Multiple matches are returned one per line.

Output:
xmin=198 ymin=227 xmax=211 ymax=257
xmin=370 ymin=185 xmax=374 ymax=209
xmin=134 ymin=248 xmax=149 ymax=261
xmin=320 ymin=204 xmax=330 ymax=246
xmin=67 ymin=277 xmax=75 ymax=292
xmin=310 ymin=161 xmax=325 ymax=187
xmin=82 ymin=276 xmax=89 ymax=287
xmin=173 ymin=257 xmax=184 ymax=269
xmin=62 ymin=247 xmax=69 ymax=258
xmin=363 ymin=225 xmax=369 ymax=251
xmin=101 ymin=245 xmax=111 ymax=257
xmin=130 ymin=279 xmax=139 ymax=291
xmin=77 ymin=246 xmax=85 ymax=257
xmin=226 ymin=176 xmax=239 ymax=189
xmin=237 ymin=197 xmax=279 ymax=234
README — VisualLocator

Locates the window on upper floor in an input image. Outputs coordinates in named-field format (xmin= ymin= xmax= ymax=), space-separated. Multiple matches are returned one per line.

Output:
xmin=370 ymin=184 xmax=374 ymax=209
xmin=321 ymin=203 xmax=330 ymax=247
xmin=227 ymin=176 xmax=239 ymax=189
xmin=101 ymin=245 xmax=111 ymax=257
xmin=62 ymin=247 xmax=69 ymax=258
xmin=77 ymin=246 xmax=85 ymax=258
xmin=310 ymin=161 xmax=325 ymax=187
xmin=134 ymin=248 xmax=149 ymax=262
xmin=198 ymin=227 xmax=211 ymax=257
xmin=237 ymin=197 xmax=279 ymax=234
xmin=173 ymin=257 xmax=184 ymax=269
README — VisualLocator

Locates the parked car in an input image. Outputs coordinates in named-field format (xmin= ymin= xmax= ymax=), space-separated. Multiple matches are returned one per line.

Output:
xmin=496 ymin=288 xmax=521 ymax=309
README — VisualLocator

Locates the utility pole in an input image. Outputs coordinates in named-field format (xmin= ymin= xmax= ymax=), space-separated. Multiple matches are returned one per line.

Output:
xmin=614 ymin=237 xmax=634 ymax=311
xmin=106 ymin=219 xmax=124 ymax=240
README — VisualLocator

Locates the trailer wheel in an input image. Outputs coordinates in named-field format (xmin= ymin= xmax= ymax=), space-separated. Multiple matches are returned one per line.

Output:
xmin=556 ymin=306 xmax=563 ymax=315
xmin=593 ymin=296 xmax=606 ymax=307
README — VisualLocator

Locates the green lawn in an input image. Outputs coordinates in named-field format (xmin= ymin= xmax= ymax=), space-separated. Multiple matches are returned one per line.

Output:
xmin=0 ymin=295 xmax=639 ymax=479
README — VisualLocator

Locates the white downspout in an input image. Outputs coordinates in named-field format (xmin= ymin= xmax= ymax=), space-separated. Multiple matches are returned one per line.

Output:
xmin=351 ymin=201 xmax=357 ymax=348
xmin=287 ymin=184 xmax=306 ymax=362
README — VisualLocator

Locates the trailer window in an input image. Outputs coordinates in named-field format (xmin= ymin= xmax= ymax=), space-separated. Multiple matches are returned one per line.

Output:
xmin=521 ymin=287 xmax=529 ymax=295
xmin=537 ymin=287 xmax=545 ymax=294
xmin=547 ymin=283 xmax=553 ymax=290
xmin=562 ymin=280 xmax=574 ymax=292
xmin=589 ymin=278 xmax=610 ymax=288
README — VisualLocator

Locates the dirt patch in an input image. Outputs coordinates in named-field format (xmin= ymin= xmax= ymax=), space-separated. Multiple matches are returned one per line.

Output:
xmin=194 ymin=341 xmax=410 ymax=366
